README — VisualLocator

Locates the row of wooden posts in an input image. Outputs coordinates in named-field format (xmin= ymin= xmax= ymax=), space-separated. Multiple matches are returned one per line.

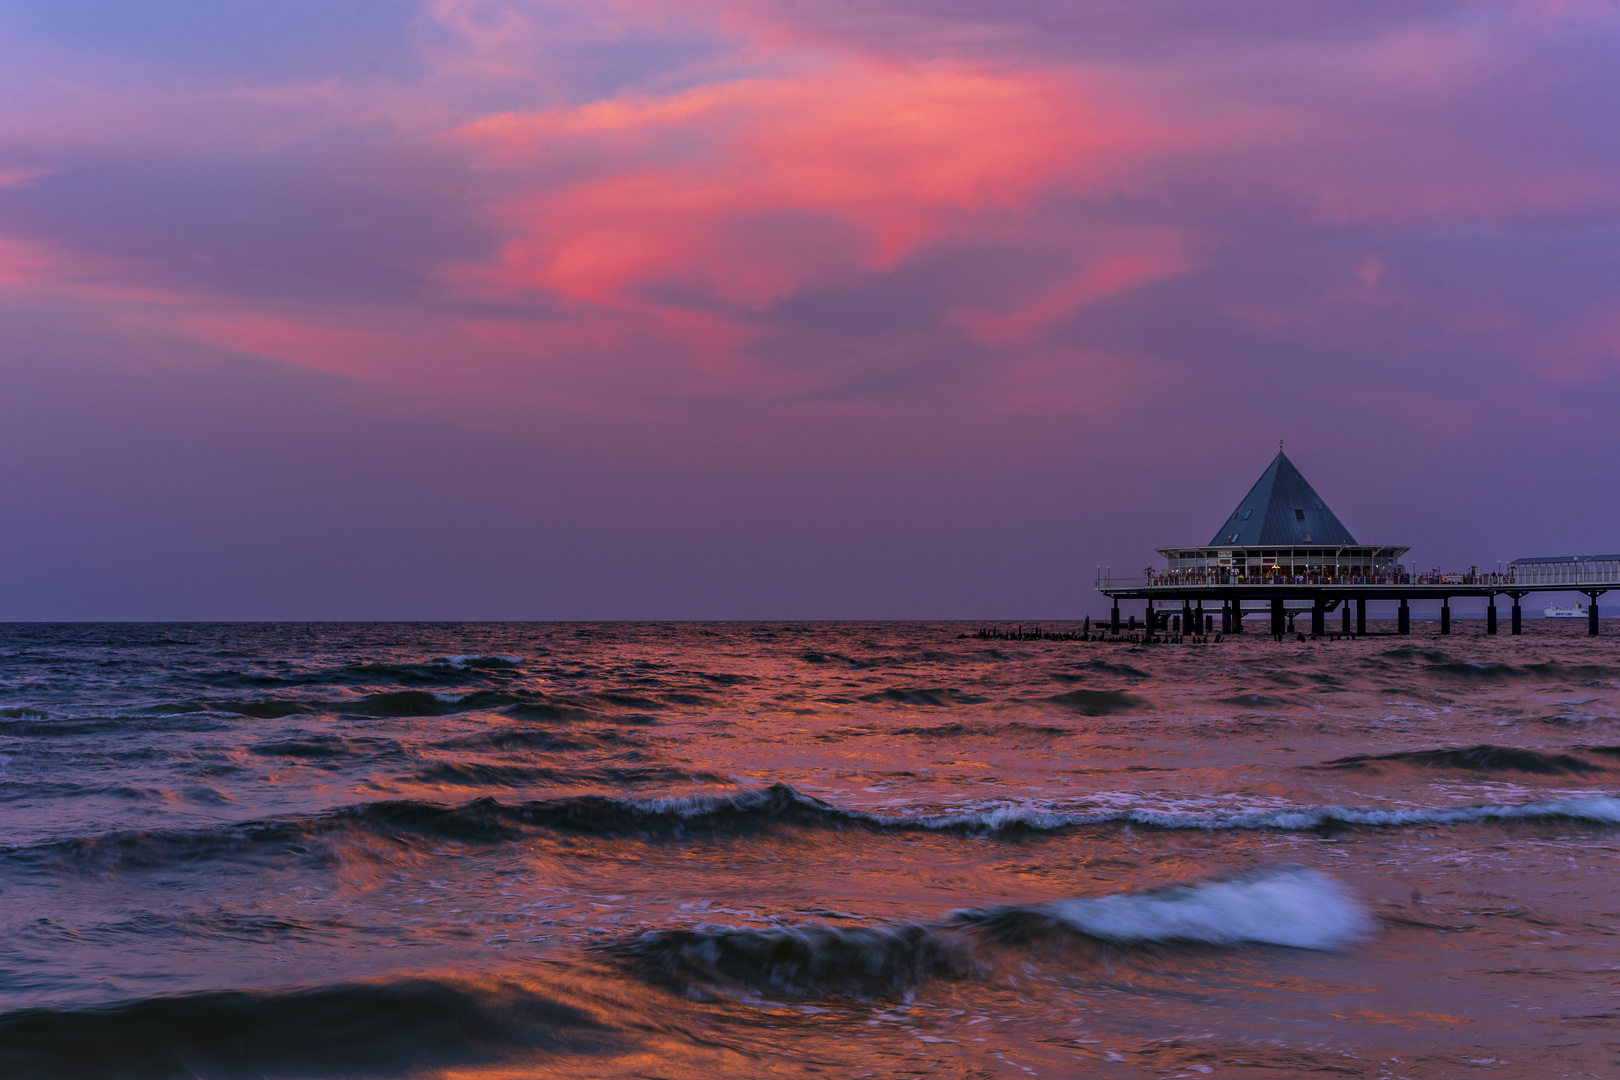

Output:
xmin=959 ymin=624 xmax=1229 ymax=645
xmin=961 ymin=596 xmax=1582 ymax=641
xmin=1113 ymin=597 xmax=1577 ymax=637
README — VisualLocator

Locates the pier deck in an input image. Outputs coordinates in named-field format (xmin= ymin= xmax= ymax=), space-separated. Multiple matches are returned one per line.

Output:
xmin=1095 ymin=576 xmax=1597 ymax=601
xmin=1095 ymin=569 xmax=1619 ymax=637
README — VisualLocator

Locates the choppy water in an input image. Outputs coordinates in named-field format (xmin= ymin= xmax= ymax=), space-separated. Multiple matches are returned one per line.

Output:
xmin=2 ymin=621 xmax=1618 ymax=1078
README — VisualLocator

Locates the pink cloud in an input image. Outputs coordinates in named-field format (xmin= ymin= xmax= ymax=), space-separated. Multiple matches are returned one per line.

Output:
xmin=6 ymin=0 xmax=1619 ymax=426
xmin=0 ymin=232 xmax=185 ymax=308
xmin=452 ymin=61 xmax=1177 ymax=311
xmin=0 ymin=236 xmax=57 ymax=287
xmin=949 ymin=231 xmax=1192 ymax=348
xmin=974 ymin=346 xmax=1151 ymax=417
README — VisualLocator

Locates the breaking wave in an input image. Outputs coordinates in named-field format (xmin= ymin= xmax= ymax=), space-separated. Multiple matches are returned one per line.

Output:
xmin=19 ymin=786 xmax=1620 ymax=880
xmin=967 ymin=865 xmax=1368 ymax=949
xmin=13 ymin=784 xmax=1620 ymax=873
xmin=608 ymin=866 xmax=1365 ymax=1000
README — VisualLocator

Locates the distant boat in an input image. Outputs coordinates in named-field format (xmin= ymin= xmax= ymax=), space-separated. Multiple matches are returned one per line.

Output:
xmin=1544 ymin=604 xmax=1587 ymax=618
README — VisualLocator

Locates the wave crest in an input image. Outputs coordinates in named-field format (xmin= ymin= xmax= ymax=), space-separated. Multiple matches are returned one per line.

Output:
xmin=607 ymin=866 xmax=1366 ymax=1001
xmin=985 ymin=865 xmax=1368 ymax=949
xmin=16 ymin=785 xmax=1620 ymax=874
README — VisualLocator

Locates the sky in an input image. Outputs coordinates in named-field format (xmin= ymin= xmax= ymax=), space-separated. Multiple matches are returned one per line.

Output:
xmin=2 ymin=0 xmax=1619 ymax=620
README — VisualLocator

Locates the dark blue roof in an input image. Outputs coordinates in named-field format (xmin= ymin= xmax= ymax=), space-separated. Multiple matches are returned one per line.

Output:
xmin=1209 ymin=452 xmax=1357 ymax=546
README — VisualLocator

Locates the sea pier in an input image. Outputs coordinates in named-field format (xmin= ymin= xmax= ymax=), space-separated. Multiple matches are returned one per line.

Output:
xmin=1095 ymin=562 xmax=1619 ymax=638
xmin=1093 ymin=450 xmax=1618 ymax=638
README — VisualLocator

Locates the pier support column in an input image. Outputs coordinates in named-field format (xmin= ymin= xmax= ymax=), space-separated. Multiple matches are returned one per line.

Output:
xmin=1221 ymin=601 xmax=1232 ymax=633
xmin=1182 ymin=601 xmax=1194 ymax=636
xmin=1341 ymin=601 xmax=1351 ymax=635
xmin=1110 ymin=602 xmax=1120 ymax=635
xmin=1270 ymin=598 xmax=1285 ymax=636
xmin=1356 ymin=598 xmax=1366 ymax=635
xmin=1487 ymin=599 xmax=1498 ymax=635
xmin=1588 ymin=592 xmax=1601 ymax=636
xmin=1511 ymin=596 xmax=1522 ymax=635
xmin=1311 ymin=598 xmax=1325 ymax=637
xmin=1440 ymin=599 xmax=1451 ymax=635
xmin=1398 ymin=599 xmax=1410 ymax=635
xmin=1231 ymin=601 xmax=1244 ymax=634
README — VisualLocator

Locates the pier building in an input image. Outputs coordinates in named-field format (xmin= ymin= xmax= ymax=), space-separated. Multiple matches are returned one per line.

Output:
xmin=1096 ymin=451 xmax=1616 ymax=637
xmin=1155 ymin=450 xmax=1406 ymax=583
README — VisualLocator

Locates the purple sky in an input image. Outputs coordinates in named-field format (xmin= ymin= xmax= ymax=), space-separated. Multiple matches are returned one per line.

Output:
xmin=2 ymin=1 xmax=1619 ymax=619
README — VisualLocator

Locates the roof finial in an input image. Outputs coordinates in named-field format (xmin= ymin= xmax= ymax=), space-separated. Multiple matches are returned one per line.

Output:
xmin=1279 ymin=439 xmax=1284 ymax=452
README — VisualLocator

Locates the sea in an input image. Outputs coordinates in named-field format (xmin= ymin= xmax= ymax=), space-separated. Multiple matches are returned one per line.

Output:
xmin=1 ymin=620 xmax=1617 ymax=1079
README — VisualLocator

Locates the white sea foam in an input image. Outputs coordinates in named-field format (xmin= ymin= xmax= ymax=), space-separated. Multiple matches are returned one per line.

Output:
xmin=910 ymin=794 xmax=1620 ymax=832
xmin=1037 ymin=865 xmax=1368 ymax=949
xmin=439 ymin=654 xmax=524 ymax=668
xmin=610 ymin=784 xmax=1620 ymax=835
xmin=630 ymin=786 xmax=808 ymax=817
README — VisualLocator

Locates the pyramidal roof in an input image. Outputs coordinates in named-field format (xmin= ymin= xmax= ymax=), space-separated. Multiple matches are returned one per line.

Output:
xmin=1209 ymin=451 xmax=1357 ymax=546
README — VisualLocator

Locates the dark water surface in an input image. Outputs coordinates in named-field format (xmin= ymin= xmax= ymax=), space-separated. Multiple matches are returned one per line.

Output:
xmin=2 ymin=621 xmax=1618 ymax=1078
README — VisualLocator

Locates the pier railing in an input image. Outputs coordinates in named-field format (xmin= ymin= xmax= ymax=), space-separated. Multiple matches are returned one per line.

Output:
xmin=1098 ymin=572 xmax=1495 ymax=589
xmin=1096 ymin=568 xmax=1620 ymax=590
